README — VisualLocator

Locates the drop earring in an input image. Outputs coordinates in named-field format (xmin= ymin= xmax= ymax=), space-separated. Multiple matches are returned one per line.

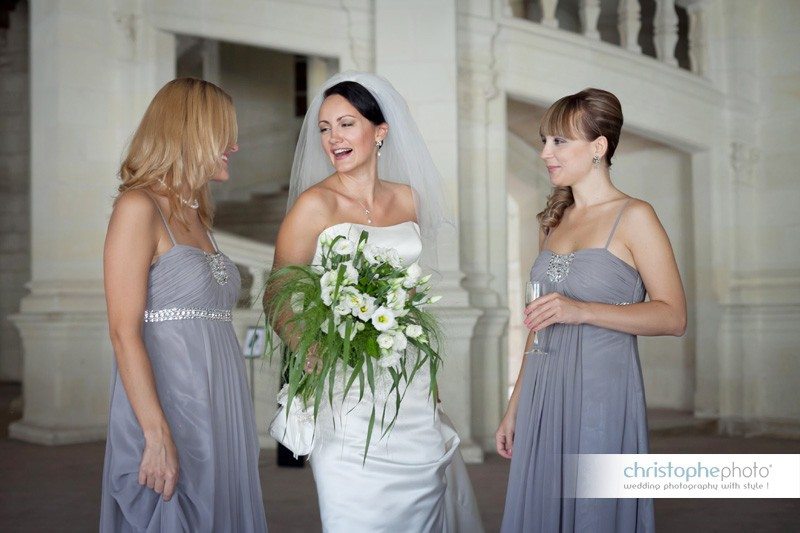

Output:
xmin=376 ymin=139 xmax=383 ymax=157
xmin=592 ymin=154 xmax=601 ymax=166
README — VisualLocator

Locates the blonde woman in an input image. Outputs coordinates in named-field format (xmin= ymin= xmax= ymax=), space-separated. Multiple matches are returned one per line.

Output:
xmin=497 ymin=88 xmax=686 ymax=532
xmin=100 ymin=78 xmax=267 ymax=532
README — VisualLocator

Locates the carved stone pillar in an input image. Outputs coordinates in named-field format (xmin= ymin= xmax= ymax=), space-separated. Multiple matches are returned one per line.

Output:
xmin=579 ymin=0 xmax=601 ymax=40
xmin=617 ymin=0 xmax=642 ymax=53
xmin=654 ymin=0 xmax=679 ymax=66
xmin=10 ymin=0 xmax=174 ymax=444
xmin=540 ymin=0 xmax=559 ymax=28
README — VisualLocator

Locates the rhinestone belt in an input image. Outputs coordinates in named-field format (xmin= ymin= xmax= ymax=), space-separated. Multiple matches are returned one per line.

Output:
xmin=143 ymin=307 xmax=232 ymax=323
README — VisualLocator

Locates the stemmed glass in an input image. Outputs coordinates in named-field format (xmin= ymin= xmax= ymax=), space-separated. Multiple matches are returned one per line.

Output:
xmin=525 ymin=281 xmax=548 ymax=356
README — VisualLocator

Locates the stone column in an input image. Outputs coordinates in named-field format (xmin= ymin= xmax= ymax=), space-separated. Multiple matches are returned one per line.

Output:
xmin=455 ymin=2 xmax=511 ymax=454
xmin=375 ymin=0 xmax=483 ymax=462
xmin=10 ymin=0 xmax=174 ymax=444
xmin=0 ymin=0 xmax=29 ymax=382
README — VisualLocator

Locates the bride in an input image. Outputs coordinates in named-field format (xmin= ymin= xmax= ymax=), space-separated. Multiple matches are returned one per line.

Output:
xmin=269 ymin=71 xmax=483 ymax=533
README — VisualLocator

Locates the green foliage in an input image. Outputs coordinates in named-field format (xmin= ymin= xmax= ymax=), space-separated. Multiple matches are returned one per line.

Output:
xmin=263 ymin=230 xmax=443 ymax=460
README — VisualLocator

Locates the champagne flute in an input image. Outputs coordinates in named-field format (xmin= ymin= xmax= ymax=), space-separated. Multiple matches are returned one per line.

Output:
xmin=525 ymin=281 xmax=547 ymax=356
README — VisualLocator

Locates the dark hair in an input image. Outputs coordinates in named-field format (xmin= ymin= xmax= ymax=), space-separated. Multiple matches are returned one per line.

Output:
xmin=537 ymin=88 xmax=624 ymax=234
xmin=323 ymin=81 xmax=386 ymax=126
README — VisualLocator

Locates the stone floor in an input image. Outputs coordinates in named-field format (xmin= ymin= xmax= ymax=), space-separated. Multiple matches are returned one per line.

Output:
xmin=1 ymin=382 xmax=799 ymax=532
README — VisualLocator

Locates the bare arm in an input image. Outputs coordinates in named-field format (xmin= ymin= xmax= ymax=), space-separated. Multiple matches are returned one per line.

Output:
xmin=264 ymin=190 xmax=330 ymax=355
xmin=104 ymin=191 xmax=178 ymax=500
xmin=526 ymin=200 xmax=687 ymax=337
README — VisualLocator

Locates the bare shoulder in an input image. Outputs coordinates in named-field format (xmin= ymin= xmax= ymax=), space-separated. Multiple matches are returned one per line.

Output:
xmin=618 ymin=197 xmax=670 ymax=251
xmin=623 ymin=198 xmax=661 ymax=228
xmin=105 ymin=190 xmax=160 ymax=260
xmin=383 ymin=181 xmax=416 ymax=216
xmin=279 ymin=178 xmax=339 ymax=246
xmin=286 ymin=180 xmax=337 ymax=228
xmin=111 ymin=189 xmax=159 ymax=227
xmin=385 ymin=181 xmax=413 ymax=200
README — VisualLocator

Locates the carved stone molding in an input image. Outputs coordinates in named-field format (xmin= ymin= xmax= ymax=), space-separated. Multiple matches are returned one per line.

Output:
xmin=729 ymin=141 xmax=760 ymax=187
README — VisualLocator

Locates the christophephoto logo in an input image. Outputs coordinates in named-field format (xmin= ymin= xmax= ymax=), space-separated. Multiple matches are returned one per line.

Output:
xmin=575 ymin=454 xmax=800 ymax=498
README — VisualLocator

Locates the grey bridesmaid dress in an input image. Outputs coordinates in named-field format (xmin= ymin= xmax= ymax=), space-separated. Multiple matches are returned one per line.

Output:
xmin=100 ymin=196 xmax=267 ymax=532
xmin=501 ymin=201 xmax=655 ymax=533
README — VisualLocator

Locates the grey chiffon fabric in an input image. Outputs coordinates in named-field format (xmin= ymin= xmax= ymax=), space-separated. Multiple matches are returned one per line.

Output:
xmin=100 ymin=198 xmax=267 ymax=532
xmin=501 ymin=202 xmax=655 ymax=533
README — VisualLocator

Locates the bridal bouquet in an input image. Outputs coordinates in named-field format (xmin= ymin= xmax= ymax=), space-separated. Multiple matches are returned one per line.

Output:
xmin=265 ymin=228 xmax=443 ymax=457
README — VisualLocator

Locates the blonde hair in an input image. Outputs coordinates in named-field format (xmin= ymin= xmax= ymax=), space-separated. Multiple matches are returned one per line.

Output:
xmin=117 ymin=78 xmax=238 ymax=228
xmin=536 ymin=88 xmax=623 ymax=234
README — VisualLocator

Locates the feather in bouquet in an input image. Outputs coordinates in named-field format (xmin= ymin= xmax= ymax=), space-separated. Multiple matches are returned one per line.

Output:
xmin=264 ymin=228 xmax=443 ymax=458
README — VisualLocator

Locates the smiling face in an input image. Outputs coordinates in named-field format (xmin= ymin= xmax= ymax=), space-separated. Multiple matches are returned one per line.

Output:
xmin=210 ymin=144 xmax=239 ymax=183
xmin=539 ymin=134 xmax=598 ymax=188
xmin=318 ymin=94 xmax=387 ymax=174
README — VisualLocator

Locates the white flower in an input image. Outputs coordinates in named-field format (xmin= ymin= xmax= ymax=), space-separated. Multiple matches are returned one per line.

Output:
xmin=354 ymin=294 xmax=377 ymax=322
xmin=379 ymin=351 xmax=402 ymax=370
xmin=386 ymin=287 xmax=408 ymax=311
xmin=321 ymin=285 xmax=335 ymax=307
xmin=340 ymin=261 xmax=358 ymax=285
xmin=377 ymin=332 xmax=395 ymax=350
xmin=320 ymin=314 xmax=341 ymax=333
xmin=320 ymin=270 xmax=339 ymax=302
xmin=362 ymin=244 xmax=385 ymax=265
xmin=371 ymin=306 xmax=396 ymax=331
xmin=291 ymin=292 xmax=305 ymax=314
xmin=386 ymin=248 xmax=402 ymax=268
xmin=332 ymin=238 xmax=355 ymax=256
xmin=392 ymin=330 xmax=408 ymax=351
xmin=339 ymin=287 xmax=364 ymax=311
xmin=333 ymin=300 xmax=351 ymax=317
xmin=337 ymin=321 xmax=358 ymax=340
xmin=405 ymin=324 xmax=423 ymax=339
xmin=428 ymin=295 xmax=442 ymax=304
xmin=320 ymin=264 xmax=356 ymax=305
xmin=318 ymin=230 xmax=334 ymax=247
xmin=403 ymin=263 xmax=422 ymax=288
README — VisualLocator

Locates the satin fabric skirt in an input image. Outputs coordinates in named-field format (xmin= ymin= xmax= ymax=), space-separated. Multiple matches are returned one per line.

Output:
xmin=310 ymin=367 xmax=484 ymax=533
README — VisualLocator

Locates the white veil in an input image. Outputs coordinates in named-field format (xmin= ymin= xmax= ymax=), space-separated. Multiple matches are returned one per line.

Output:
xmin=287 ymin=70 xmax=453 ymax=273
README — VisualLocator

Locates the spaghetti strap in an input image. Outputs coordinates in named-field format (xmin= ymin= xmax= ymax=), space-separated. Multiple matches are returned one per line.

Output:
xmin=143 ymin=192 xmax=177 ymax=246
xmin=604 ymin=199 xmax=632 ymax=249
xmin=207 ymin=230 xmax=220 ymax=253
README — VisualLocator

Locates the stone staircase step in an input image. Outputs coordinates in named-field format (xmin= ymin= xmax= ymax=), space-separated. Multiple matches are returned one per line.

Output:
xmin=214 ymin=188 xmax=289 ymax=245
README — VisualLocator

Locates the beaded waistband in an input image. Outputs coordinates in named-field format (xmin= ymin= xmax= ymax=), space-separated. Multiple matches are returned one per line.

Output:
xmin=144 ymin=307 xmax=232 ymax=323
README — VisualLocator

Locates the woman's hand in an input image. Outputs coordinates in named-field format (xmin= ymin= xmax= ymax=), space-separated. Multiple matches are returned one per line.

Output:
xmin=139 ymin=429 xmax=180 ymax=501
xmin=495 ymin=410 xmax=516 ymax=459
xmin=523 ymin=292 xmax=587 ymax=332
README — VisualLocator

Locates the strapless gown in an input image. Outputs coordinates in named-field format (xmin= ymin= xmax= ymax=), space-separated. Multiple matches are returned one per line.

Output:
xmin=308 ymin=221 xmax=484 ymax=533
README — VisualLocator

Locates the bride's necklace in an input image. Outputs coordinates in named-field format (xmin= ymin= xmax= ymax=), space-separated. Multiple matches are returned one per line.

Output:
xmin=338 ymin=175 xmax=376 ymax=224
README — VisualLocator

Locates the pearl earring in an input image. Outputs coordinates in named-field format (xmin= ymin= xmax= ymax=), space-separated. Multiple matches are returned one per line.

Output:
xmin=376 ymin=139 xmax=383 ymax=157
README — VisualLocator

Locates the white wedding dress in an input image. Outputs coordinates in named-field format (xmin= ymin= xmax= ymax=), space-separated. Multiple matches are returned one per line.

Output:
xmin=309 ymin=221 xmax=484 ymax=533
